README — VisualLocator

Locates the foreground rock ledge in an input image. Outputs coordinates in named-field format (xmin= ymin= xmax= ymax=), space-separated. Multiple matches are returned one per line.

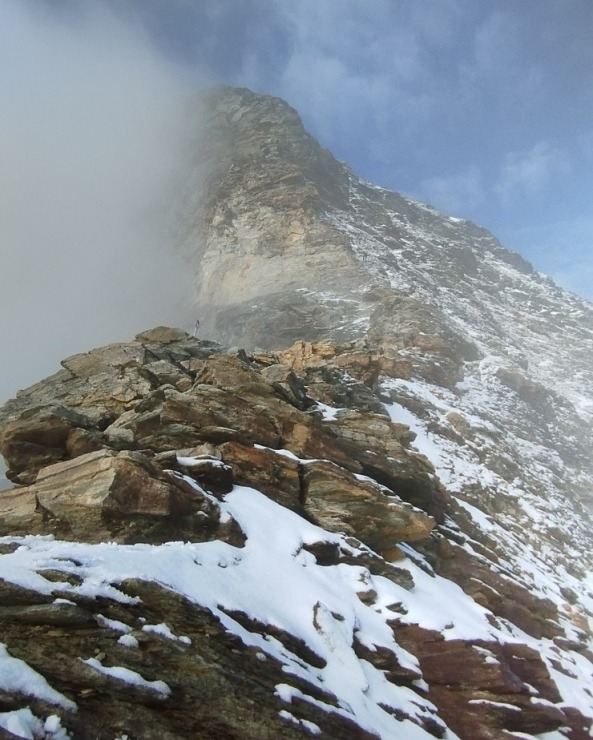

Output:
xmin=0 ymin=327 xmax=591 ymax=739
xmin=0 ymin=328 xmax=441 ymax=550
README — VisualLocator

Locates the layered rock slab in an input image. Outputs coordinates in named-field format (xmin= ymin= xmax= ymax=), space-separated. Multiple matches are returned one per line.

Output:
xmin=0 ymin=328 xmax=591 ymax=739
xmin=0 ymin=449 xmax=236 ymax=545
xmin=0 ymin=330 xmax=439 ymax=551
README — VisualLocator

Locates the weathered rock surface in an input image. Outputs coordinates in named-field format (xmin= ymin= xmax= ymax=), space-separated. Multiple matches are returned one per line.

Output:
xmin=0 ymin=327 xmax=591 ymax=739
xmin=0 ymin=449 xmax=239 ymax=545
xmin=178 ymin=88 xmax=372 ymax=349
xmin=301 ymin=460 xmax=435 ymax=551
xmin=0 ymin=331 xmax=439 ymax=551
xmin=1 ymin=87 xmax=593 ymax=739
xmin=0 ymin=575 xmax=375 ymax=740
xmin=0 ymin=405 xmax=103 ymax=485
xmin=392 ymin=624 xmax=573 ymax=740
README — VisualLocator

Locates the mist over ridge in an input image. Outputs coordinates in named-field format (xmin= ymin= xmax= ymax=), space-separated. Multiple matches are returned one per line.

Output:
xmin=0 ymin=9 xmax=592 ymax=736
xmin=0 ymin=1 xmax=200 ymax=406
xmin=2 ymin=1 xmax=592 ymax=502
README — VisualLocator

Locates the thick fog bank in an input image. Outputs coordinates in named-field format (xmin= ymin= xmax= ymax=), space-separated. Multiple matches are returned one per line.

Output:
xmin=0 ymin=2 xmax=200 ymax=404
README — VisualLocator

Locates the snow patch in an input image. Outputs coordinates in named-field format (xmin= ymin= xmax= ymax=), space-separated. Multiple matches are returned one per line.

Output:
xmin=81 ymin=657 xmax=171 ymax=696
xmin=0 ymin=644 xmax=76 ymax=711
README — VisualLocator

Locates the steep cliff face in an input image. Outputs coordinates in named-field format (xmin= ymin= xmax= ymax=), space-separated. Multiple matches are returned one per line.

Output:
xmin=179 ymin=88 xmax=593 ymax=540
xmin=180 ymin=86 xmax=593 ymax=667
xmin=180 ymin=87 xmax=593 ymax=411
xmin=176 ymin=87 xmax=372 ymax=347
xmin=0 ymin=87 xmax=592 ymax=739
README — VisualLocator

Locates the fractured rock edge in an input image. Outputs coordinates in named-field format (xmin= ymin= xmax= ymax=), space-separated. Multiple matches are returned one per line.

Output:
xmin=0 ymin=328 xmax=591 ymax=739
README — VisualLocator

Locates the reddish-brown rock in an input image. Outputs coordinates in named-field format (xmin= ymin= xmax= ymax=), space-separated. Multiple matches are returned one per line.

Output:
xmin=392 ymin=623 xmax=582 ymax=739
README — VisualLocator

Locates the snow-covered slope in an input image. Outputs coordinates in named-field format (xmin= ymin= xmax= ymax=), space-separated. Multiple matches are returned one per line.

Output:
xmin=0 ymin=326 xmax=591 ymax=738
xmin=325 ymin=175 xmax=593 ymax=655
xmin=2 ymin=473 xmax=592 ymax=739
xmin=0 ymin=483 xmax=476 ymax=740
xmin=330 ymin=173 xmax=593 ymax=428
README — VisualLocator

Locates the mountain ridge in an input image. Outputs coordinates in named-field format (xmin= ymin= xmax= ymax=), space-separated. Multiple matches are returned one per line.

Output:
xmin=0 ymin=326 xmax=592 ymax=738
xmin=178 ymin=86 xmax=593 ymax=588
xmin=0 ymin=86 xmax=591 ymax=738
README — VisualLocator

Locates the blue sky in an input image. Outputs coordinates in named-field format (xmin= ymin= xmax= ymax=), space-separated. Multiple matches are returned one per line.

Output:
xmin=119 ymin=0 xmax=593 ymax=300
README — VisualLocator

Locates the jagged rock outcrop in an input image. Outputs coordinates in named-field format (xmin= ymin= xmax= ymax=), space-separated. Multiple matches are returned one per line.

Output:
xmin=0 ymin=449 xmax=240 ymax=546
xmin=178 ymin=88 xmax=372 ymax=348
xmin=0 ymin=328 xmax=591 ymax=739
xmin=0 ymin=329 xmax=439 ymax=551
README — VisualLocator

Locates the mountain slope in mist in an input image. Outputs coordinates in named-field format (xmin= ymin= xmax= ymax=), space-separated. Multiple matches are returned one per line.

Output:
xmin=179 ymin=86 xmax=593 ymax=602
xmin=0 ymin=85 xmax=592 ymax=739
xmin=0 ymin=2 xmax=196 ymax=403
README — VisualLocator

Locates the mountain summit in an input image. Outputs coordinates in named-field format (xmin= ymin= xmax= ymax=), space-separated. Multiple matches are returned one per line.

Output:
xmin=182 ymin=88 xmax=593 ymax=382
xmin=0 ymin=88 xmax=592 ymax=739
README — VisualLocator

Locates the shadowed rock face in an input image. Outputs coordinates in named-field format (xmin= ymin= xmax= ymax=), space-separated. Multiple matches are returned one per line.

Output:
xmin=0 ymin=328 xmax=591 ymax=739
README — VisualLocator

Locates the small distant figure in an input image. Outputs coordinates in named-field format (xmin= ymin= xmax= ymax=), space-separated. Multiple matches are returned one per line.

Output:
xmin=192 ymin=318 xmax=200 ymax=338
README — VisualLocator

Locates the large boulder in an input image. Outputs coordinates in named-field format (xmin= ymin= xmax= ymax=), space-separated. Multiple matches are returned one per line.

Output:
xmin=0 ymin=404 xmax=103 ymax=484
xmin=0 ymin=449 xmax=236 ymax=544
xmin=0 ymin=331 xmax=226 ymax=483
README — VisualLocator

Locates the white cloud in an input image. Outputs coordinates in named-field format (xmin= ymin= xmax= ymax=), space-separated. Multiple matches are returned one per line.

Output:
xmin=494 ymin=141 xmax=569 ymax=206
xmin=0 ymin=2 xmax=196 ymax=402
xmin=457 ymin=8 xmax=544 ymax=118
xmin=240 ymin=0 xmax=459 ymax=152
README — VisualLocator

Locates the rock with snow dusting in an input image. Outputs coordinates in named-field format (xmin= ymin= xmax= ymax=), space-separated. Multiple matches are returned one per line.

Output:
xmin=183 ymin=85 xmax=593 ymax=539
xmin=0 ymin=326 xmax=591 ymax=739
xmin=0 ymin=448 xmax=237 ymax=545
xmin=0 ymin=85 xmax=592 ymax=739
xmin=301 ymin=459 xmax=435 ymax=550
xmin=0 ymin=334 xmax=441 ymax=551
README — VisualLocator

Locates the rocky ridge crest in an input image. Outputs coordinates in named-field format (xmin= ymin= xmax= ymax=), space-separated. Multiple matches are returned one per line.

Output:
xmin=0 ymin=327 xmax=591 ymax=739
